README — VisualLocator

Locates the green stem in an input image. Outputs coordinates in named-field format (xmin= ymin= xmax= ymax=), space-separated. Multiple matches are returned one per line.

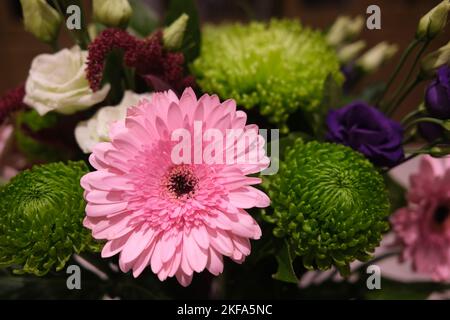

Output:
xmin=403 ymin=117 xmax=443 ymax=132
xmin=385 ymin=77 xmax=421 ymax=117
xmin=388 ymin=139 xmax=442 ymax=171
xmin=50 ymin=39 xmax=60 ymax=52
xmin=399 ymin=40 xmax=430 ymax=93
xmin=376 ymin=39 xmax=420 ymax=107
xmin=402 ymin=130 xmax=416 ymax=145
xmin=124 ymin=67 xmax=136 ymax=91
xmin=400 ymin=108 xmax=424 ymax=126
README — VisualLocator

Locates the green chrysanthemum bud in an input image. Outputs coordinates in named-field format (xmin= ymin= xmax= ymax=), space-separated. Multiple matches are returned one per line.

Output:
xmin=191 ymin=20 xmax=344 ymax=133
xmin=0 ymin=161 xmax=100 ymax=276
xmin=264 ymin=141 xmax=390 ymax=275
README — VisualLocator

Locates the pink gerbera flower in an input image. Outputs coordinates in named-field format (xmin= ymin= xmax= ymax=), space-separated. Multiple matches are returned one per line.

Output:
xmin=391 ymin=155 xmax=450 ymax=281
xmin=81 ymin=88 xmax=270 ymax=286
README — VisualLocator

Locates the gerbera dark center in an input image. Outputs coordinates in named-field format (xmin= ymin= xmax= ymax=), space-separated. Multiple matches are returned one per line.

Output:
xmin=434 ymin=205 xmax=449 ymax=225
xmin=165 ymin=166 xmax=198 ymax=198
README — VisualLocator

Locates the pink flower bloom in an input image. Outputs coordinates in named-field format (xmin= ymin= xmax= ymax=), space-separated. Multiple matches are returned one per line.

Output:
xmin=81 ymin=88 xmax=270 ymax=286
xmin=391 ymin=155 xmax=450 ymax=281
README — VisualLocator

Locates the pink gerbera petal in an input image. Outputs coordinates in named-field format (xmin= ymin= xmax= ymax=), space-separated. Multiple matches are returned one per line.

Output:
xmin=81 ymin=88 xmax=270 ymax=286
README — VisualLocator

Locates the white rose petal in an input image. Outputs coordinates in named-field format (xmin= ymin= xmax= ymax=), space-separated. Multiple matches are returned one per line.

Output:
xmin=75 ymin=91 xmax=152 ymax=153
xmin=24 ymin=46 xmax=110 ymax=115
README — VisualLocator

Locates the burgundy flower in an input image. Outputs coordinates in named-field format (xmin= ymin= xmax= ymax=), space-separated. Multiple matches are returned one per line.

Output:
xmin=0 ymin=84 xmax=27 ymax=124
xmin=87 ymin=29 xmax=194 ymax=94
xmin=86 ymin=29 xmax=135 ymax=91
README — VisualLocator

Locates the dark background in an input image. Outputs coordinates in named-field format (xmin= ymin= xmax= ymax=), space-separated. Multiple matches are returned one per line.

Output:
xmin=0 ymin=0 xmax=449 ymax=119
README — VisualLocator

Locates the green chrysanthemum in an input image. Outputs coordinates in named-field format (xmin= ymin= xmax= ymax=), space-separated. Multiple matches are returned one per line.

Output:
xmin=264 ymin=140 xmax=390 ymax=275
xmin=191 ymin=19 xmax=344 ymax=132
xmin=0 ymin=161 xmax=100 ymax=276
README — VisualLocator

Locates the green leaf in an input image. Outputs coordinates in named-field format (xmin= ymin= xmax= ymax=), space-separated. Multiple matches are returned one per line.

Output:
xmin=273 ymin=240 xmax=298 ymax=284
xmin=164 ymin=0 xmax=201 ymax=63
xmin=128 ymin=0 xmax=158 ymax=37
xmin=18 ymin=109 xmax=59 ymax=132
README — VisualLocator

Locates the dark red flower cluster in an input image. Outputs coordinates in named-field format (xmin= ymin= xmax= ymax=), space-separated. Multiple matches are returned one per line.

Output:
xmin=0 ymin=84 xmax=26 ymax=124
xmin=86 ymin=29 xmax=194 ymax=93
xmin=86 ymin=29 xmax=135 ymax=91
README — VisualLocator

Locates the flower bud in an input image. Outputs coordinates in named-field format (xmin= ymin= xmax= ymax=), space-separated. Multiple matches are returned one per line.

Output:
xmin=337 ymin=40 xmax=366 ymax=64
xmin=19 ymin=0 xmax=62 ymax=44
xmin=163 ymin=14 xmax=189 ymax=51
xmin=93 ymin=0 xmax=132 ymax=28
xmin=424 ymin=65 xmax=450 ymax=119
xmin=429 ymin=146 xmax=450 ymax=157
xmin=420 ymin=41 xmax=450 ymax=78
xmin=326 ymin=15 xmax=364 ymax=47
xmin=356 ymin=42 xmax=398 ymax=73
xmin=416 ymin=0 xmax=450 ymax=41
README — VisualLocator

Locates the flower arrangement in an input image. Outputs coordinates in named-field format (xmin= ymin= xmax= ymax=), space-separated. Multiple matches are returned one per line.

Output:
xmin=1 ymin=0 xmax=450 ymax=300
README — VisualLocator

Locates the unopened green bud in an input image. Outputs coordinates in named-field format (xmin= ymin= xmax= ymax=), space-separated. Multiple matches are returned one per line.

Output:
xmin=420 ymin=41 xmax=450 ymax=78
xmin=93 ymin=0 xmax=132 ymax=28
xmin=163 ymin=13 xmax=189 ymax=51
xmin=20 ymin=0 xmax=62 ymax=44
xmin=416 ymin=0 xmax=450 ymax=41
xmin=429 ymin=146 xmax=450 ymax=157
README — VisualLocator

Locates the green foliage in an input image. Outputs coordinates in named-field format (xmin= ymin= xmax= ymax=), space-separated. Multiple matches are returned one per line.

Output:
xmin=191 ymin=20 xmax=344 ymax=133
xmin=14 ymin=109 xmax=78 ymax=163
xmin=273 ymin=240 xmax=298 ymax=283
xmin=128 ymin=0 xmax=158 ymax=37
xmin=17 ymin=109 xmax=58 ymax=132
xmin=264 ymin=140 xmax=390 ymax=275
xmin=0 ymin=161 xmax=100 ymax=276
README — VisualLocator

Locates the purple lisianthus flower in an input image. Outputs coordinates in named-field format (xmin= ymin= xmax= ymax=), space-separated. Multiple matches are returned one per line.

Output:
xmin=425 ymin=65 xmax=450 ymax=118
xmin=419 ymin=65 xmax=450 ymax=142
xmin=326 ymin=101 xmax=404 ymax=167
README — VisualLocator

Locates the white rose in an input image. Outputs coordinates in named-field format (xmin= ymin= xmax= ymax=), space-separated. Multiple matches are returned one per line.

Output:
xmin=75 ymin=91 xmax=152 ymax=153
xmin=24 ymin=46 xmax=110 ymax=116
